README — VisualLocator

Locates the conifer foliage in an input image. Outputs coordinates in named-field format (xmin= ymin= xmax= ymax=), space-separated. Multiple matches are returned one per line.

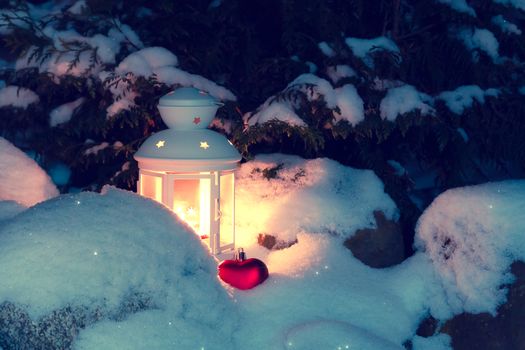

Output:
xmin=1 ymin=0 xmax=524 ymax=250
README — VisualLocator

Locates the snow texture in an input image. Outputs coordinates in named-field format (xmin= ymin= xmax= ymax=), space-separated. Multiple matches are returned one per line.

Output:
xmin=246 ymin=101 xmax=306 ymax=127
xmin=235 ymin=154 xmax=398 ymax=244
xmin=0 ymin=86 xmax=39 ymax=109
xmin=380 ymin=85 xmax=434 ymax=121
xmin=49 ymin=98 xmax=85 ymax=127
xmin=491 ymin=15 xmax=522 ymax=35
xmin=0 ymin=201 xmax=25 ymax=223
xmin=246 ymin=74 xmax=366 ymax=127
xmin=106 ymin=47 xmax=235 ymax=117
xmin=345 ymin=36 xmax=400 ymax=67
xmin=326 ymin=65 xmax=357 ymax=84
xmin=318 ymin=41 xmax=336 ymax=57
xmin=0 ymin=137 xmax=59 ymax=207
xmin=67 ymin=1 xmax=87 ymax=14
xmin=493 ymin=0 xmax=525 ymax=10
xmin=412 ymin=334 xmax=452 ymax=350
xmin=0 ymin=187 xmax=237 ymax=349
xmin=415 ymin=180 xmax=525 ymax=316
xmin=287 ymin=73 xmax=337 ymax=108
xmin=0 ymin=152 xmax=462 ymax=349
xmin=436 ymin=0 xmax=476 ymax=16
xmin=333 ymin=84 xmax=365 ymax=125
xmin=458 ymin=27 xmax=501 ymax=63
xmin=437 ymin=85 xmax=499 ymax=115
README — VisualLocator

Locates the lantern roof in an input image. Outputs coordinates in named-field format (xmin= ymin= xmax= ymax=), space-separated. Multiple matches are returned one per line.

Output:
xmin=134 ymin=129 xmax=241 ymax=172
xmin=158 ymin=87 xmax=221 ymax=107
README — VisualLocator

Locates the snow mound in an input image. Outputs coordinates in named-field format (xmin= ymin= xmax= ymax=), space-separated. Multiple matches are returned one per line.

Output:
xmin=246 ymin=101 xmax=306 ymax=127
xmin=458 ymin=27 xmax=500 ymax=63
xmin=493 ymin=0 xmax=525 ymax=10
xmin=0 ymin=201 xmax=26 ymax=223
xmin=235 ymin=154 xmax=398 ymax=244
xmin=380 ymin=85 xmax=434 ymax=121
xmin=412 ymin=334 xmax=452 ymax=350
xmin=333 ymin=84 xmax=365 ymax=125
xmin=245 ymin=74 xmax=366 ymax=127
xmin=0 ymin=187 xmax=237 ymax=348
xmin=287 ymin=73 xmax=337 ymax=108
xmin=492 ymin=15 xmax=522 ymax=35
xmin=436 ymin=0 xmax=476 ymax=16
xmin=283 ymin=320 xmax=403 ymax=350
xmin=0 ymin=137 xmax=58 ymax=207
xmin=318 ymin=41 xmax=336 ymax=57
xmin=0 ymin=86 xmax=39 ymax=109
xmin=437 ymin=85 xmax=499 ymax=115
xmin=415 ymin=180 xmax=525 ymax=315
xmin=345 ymin=36 xmax=400 ymax=67
xmin=326 ymin=65 xmax=356 ymax=84
xmin=49 ymin=97 xmax=85 ymax=127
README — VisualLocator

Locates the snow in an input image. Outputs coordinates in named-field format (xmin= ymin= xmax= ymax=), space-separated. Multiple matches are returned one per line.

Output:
xmin=318 ymin=41 xmax=336 ymax=57
xmin=345 ymin=36 xmax=400 ymax=67
xmin=333 ymin=84 xmax=365 ymax=126
xmin=458 ymin=27 xmax=501 ymax=63
xmin=456 ymin=127 xmax=469 ymax=142
xmin=108 ymin=21 xmax=145 ymax=50
xmin=412 ymin=334 xmax=452 ymax=350
xmin=436 ymin=0 xmax=476 ymax=16
xmin=0 ymin=187 xmax=237 ymax=349
xmin=8 ymin=152 xmax=515 ymax=349
xmin=49 ymin=98 xmax=85 ymax=127
xmin=246 ymin=74 xmax=369 ymax=127
xmin=415 ymin=180 xmax=525 ymax=316
xmin=493 ymin=0 xmax=525 ymax=10
xmin=0 ymin=138 xmax=59 ymax=207
xmin=326 ymin=65 xmax=357 ymax=84
xmin=235 ymin=154 xmax=398 ymax=244
xmin=380 ymin=85 xmax=434 ymax=121
xmin=0 ymin=86 xmax=39 ymax=109
xmin=0 ymin=201 xmax=25 ymax=223
xmin=116 ymin=47 xmax=178 ymax=76
xmin=84 ymin=141 xmax=122 ymax=156
xmin=437 ymin=85 xmax=499 ymax=114
xmin=108 ymin=47 xmax=234 ymax=117
xmin=245 ymin=101 xmax=306 ymax=127
xmin=287 ymin=73 xmax=337 ymax=108
xmin=388 ymin=160 xmax=407 ymax=176
xmin=491 ymin=15 xmax=522 ymax=35
xmin=67 ymin=0 xmax=87 ymax=15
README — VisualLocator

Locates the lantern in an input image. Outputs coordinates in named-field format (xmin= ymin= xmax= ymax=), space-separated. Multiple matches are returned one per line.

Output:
xmin=134 ymin=87 xmax=241 ymax=255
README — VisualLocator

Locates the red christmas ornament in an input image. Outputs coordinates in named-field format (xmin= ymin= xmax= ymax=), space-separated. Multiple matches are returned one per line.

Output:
xmin=218 ymin=249 xmax=269 ymax=290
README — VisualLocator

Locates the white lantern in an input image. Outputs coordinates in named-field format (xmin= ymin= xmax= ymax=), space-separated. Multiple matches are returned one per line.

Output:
xmin=134 ymin=88 xmax=241 ymax=255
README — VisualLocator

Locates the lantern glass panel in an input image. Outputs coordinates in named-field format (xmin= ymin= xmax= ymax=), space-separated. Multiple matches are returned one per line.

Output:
xmin=219 ymin=172 xmax=234 ymax=247
xmin=140 ymin=174 xmax=162 ymax=203
xmin=172 ymin=178 xmax=211 ymax=237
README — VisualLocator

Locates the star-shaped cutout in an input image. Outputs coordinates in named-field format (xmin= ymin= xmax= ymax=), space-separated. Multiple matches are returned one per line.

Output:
xmin=156 ymin=140 xmax=166 ymax=148
xmin=200 ymin=141 xmax=210 ymax=150
xmin=193 ymin=117 xmax=201 ymax=125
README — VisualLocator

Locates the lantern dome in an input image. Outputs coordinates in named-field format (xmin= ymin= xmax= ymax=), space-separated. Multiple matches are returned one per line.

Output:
xmin=158 ymin=87 xmax=219 ymax=107
xmin=134 ymin=129 xmax=241 ymax=172
xmin=158 ymin=88 xmax=224 ymax=130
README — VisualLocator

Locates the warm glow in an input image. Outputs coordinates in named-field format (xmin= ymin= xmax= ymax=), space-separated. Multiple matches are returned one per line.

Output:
xmin=172 ymin=178 xmax=211 ymax=238
xmin=200 ymin=141 xmax=210 ymax=149
xmin=140 ymin=174 xmax=162 ymax=203
xmin=156 ymin=140 xmax=166 ymax=148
